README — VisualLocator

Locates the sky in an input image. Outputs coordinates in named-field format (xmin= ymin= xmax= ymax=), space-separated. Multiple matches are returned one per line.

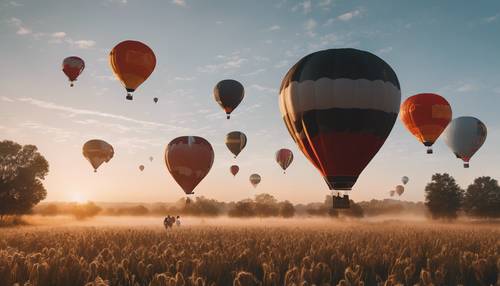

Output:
xmin=0 ymin=0 xmax=499 ymax=204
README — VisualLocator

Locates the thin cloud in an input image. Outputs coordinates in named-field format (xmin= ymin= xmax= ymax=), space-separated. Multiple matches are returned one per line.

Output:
xmin=9 ymin=1 xmax=24 ymax=7
xmin=337 ymin=9 xmax=361 ymax=21
xmin=197 ymin=54 xmax=247 ymax=73
xmin=242 ymin=68 xmax=266 ymax=77
xmin=250 ymin=84 xmax=278 ymax=94
xmin=51 ymin=32 xmax=66 ymax=38
xmin=377 ymin=46 xmax=393 ymax=54
xmin=66 ymin=39 xmax=96 ymax=49
xmin=268 ymin=25 xmax=281 ymax=31
xmin=292 ymin=0 xmax=311 ymax=14
xmin=455 ymin=83 xmax=477 ymax=93
xmin=172 ymin=0 xmax=186 ymax=7
xmin=304 ymin=19 xmax=317 ymax=37
xmin=173 ymin=76 xmax=196 ymax=81
xmin=1 ymin=96 xmax=14 ymax=102
xmin=17 ymin=97 xmax=166 ymax=127
xmin=19 ymin=121 xmax=77 ymax=143
xmin=482 ymin=14 xmax=499 ymax=23
xmin=7 ymin=17 xmax=31 ymax=35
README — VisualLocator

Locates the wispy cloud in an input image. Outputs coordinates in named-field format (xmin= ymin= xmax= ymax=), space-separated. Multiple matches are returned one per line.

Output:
xmin=197 ymin=53 xmax=247 ymax=73
xmin=18 ymin=97 xmax=165 ymax=127
xmin=455 ymin=83 xmax=477 ymax=93
xmin=274 ymin=60 xmax=289 ymax=69
xmin=172 ymin=0 xmax=186 ymax=7
xmin=242 ymin=68 xmax=266 ymax=77
xmin=482 ymin=13 xmax=499 ymax=23
xmin=318 ymin=0 xmax=332 ymax=8
xmin=337 ymin=9 xmax=361 ymax=21
xmin=9 ymin=1 xmax=23 ymax=7
xmin=173 ymin=76 xmax=196 ymax=81
xmin=250 ymin=84 xmax=278 ymax=94
xmin=292 ymin=0 xmax=311 ymax=14
xmin=7 ymin=17 xmax=31 ymax=35
xmin=304 ymin=18 xmax=317 ymax=37
xmin=1 ymin=96 xmax=14 ymax=102
xmin=66 ymin=39 xmax=96 ymax=49
xmin=268 ymin=25 xmax=281 ymax=31
xmin=19 ymin=121 xmax=77 ymax=143
xmin=377 ymin=46 xmax=393 ymax=54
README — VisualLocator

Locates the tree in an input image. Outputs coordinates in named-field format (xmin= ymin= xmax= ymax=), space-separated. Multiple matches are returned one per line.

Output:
xmin=70 ymin=202 xmax=101 ymax=220
xmin=254 ymin=193 xmax=279 ymax=217
xmin=279 ymin=200 xmax=295 ymax=218
xmin=463 ymin=176 xmax=500 ymax=218
xmin=0 ymin=140 xmax=49 ymax=221
xmin=228 ymin=199 xmax=255 ymax=217
xmin=425 ymin=173 xmax=464 ymax=219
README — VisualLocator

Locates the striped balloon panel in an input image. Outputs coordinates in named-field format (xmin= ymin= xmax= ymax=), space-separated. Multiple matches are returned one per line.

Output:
xmin=279 ymin=49 xmax=400 ymax=190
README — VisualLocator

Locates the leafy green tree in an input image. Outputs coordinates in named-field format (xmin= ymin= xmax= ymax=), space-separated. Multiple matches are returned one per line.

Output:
xmin=463 ymin=176 xmax=500 ymax=218
xmin=425 ymin=173 xmax=464 ymax=219
xmin=0 ymin=140 xmax=49 ymax=221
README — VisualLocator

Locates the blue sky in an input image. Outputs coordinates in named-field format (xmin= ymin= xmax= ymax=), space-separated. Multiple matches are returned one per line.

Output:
xmin=0 ymin=0 xmax=499 ymax=203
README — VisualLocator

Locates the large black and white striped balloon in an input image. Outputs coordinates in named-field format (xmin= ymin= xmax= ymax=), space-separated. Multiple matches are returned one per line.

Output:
xmin=279 ymin=48 xmax=400 ymax=191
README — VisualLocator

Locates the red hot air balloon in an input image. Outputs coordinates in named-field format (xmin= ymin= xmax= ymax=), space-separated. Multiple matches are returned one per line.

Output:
xmin=279 ymin=49 xmax=401 ymax=192
xmin=214 ymin=79 xmax=244 ymax=119
xmin=165 ymin=136 xmax=214 ymax=195
xmin=62 ymin=56 xmax=85 ymax=87
xmin=109 ymin=40 xmax=156 ymax=100
xmin=400 ymin=93 xmax=452 ymax=154
xmin=230 ymin=165 xmax=239 ymax=177
xmin=275 ymin=148 xmax=294 ymax=173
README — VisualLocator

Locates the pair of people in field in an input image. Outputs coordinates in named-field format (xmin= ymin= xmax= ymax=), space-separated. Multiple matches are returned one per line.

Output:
xmin=164 ymin=215 xmax=180 ymax=229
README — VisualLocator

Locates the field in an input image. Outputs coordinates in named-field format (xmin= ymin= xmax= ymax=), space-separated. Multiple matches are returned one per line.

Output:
xmin=0 ymin=218 xmax=499 ymax=286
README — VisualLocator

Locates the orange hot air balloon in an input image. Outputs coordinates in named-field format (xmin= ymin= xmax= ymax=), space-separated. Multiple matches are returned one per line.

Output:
xmin=62 ymin=56 xmax=85 ymax=87
xmin=400 ymin=93 xmax=452 ymax=154
xmin=139 ymin=165 xmax=145 ymax=171
xmin=230 ymin=165 xmax=239 ymax=177
xmin=109 ymin=40 xmax=156 ymax=100
xmin=165 ymin=136 xmax=214 ymax=195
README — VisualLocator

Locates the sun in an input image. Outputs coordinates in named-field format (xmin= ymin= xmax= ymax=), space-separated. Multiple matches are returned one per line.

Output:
xmin=70 ymin=193 xmax=87 ymax=204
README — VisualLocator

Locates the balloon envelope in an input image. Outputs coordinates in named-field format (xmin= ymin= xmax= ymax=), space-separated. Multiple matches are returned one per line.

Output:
xmin=401 ymin=176 xmax=409 ymax=185
xmin=154 ymin=97 xmax=158 ymax=103
xmin=250 ymin=174 xmax=261 ymax=188
xmin=165 ymin=136 xmax=214 ymax=195
xmin=395 ymin=185 xmax=404 ymax=196
xmin=82 ymin=139 xmax=114 ymax=172
xmin=109 ymin=40 xmax=156 ymax=99
xmin=139 ymin=165 xmax=145 ymax=171
xmin=279 ymin=48 xmax=400 ymax=191
xmin=230 ymin=165 xmax=239 ymax=177
xmin=149 ymin=156 xmax=154 ymax=162
xmin=214 ymin=79 xmax=244 ymax=119
xmin=400 ymin=93 xmax=452 ymax=154
xmin=389 ymin=190 xmax=395 ymax=197
xmin=62 ymin=56 xmax=85 ymax=86
xmin=443 ymin=116 xmax=487 ymax=168
xmin=225 ymin=131 xmax=247 ymax=158
xmin=275 ymin=148 xmax=294 ymax=172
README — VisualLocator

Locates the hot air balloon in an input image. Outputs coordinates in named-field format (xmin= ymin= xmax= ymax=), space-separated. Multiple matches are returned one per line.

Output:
xmin=153 ymin=97 xmax=158 ymax=103
xmin=139 ymin=165 xmax=145 ymax=171
xmin=279 ymin=48 xmax=400 ymax=193
xmin=400 ymin=93 xmax=452 ymax=154
xmin=275 ymin=148 xmax=294 ymax=173
xmin=214 ymin=79 xmax=244 ymax=119
xmin=109 ymin=40 xmax=156 ymax=100
xmin=443 ymin=116 xmax=487 ymax=168
xmin=250 ymin=174 xmax=261 ymax=188
xmin=225 ymin=131 xmax=247 ymax=158
xmin=82 ymin=140 xmax=114 ymax=172
xmin=165 ymin=136 xmax=214 ymax=195
xmin=395 ymin=185 xmax=404 ymax=196
xmin=402 ymin=176 xmax=409 ymax=185
xmin=230 ymin=165 xmax=239 ymax=177
xmin=389 ymin=190 xmax=395 ymax=197
xmin=62 ymin=56 xmax=85 ymax=87
xmin=149 ymin=156 xmax=154 ymax=162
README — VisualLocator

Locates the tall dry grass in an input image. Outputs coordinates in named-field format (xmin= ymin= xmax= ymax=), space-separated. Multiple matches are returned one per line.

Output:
xmin=0 ymin=222 xmax=498 ymax=286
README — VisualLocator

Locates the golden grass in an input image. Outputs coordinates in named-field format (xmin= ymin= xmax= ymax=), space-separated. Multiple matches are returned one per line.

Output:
xmin=0 ymin=220 xmax=498 ymax=286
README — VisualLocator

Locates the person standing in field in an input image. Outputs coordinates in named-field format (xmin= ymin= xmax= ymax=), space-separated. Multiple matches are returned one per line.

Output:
xmin=176 ymin=216 xmax=181 ymax=227
xmin=164 ymin=215 xmax=172 ymax=230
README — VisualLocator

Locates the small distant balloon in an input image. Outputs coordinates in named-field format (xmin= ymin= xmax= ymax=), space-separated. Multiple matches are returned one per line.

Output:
xmin=149 ymin=156 xmax=154 ymax=162
xmin=389 ymin=190 xmax=395 ymax=197
xmin=444 ymin=116 xmax=487 ymax=168
xmin=153 ymin=97 xmax=158 ymax=103
xmin=275 ymin=148 xmax=294 ymax=173
xmin=82 ymin=139 xmax=114 ymax=172
xmin=214 ymin=79 xmax=244 ymax=119
xmin=109 ymin=40 xmax=156 ymax=100
xmin=165 ymin=136 xmax=214 ymax=195
xmin=225 ymin=131 xmax=247 ymax=158
xmin=401 ymin=176 xmax=409 ymax=185
xmin=62 ymin=56 xmax=85 ymax=87
xmin=395 ymin=185 xmax=404 ymax=196
xmin=250 ymin=174 xmax=261 ymax=188
xmin=230 ymin=165 xmax=239 ymax=177
xmin=139 ymin=165 xmax=145 ymax=171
